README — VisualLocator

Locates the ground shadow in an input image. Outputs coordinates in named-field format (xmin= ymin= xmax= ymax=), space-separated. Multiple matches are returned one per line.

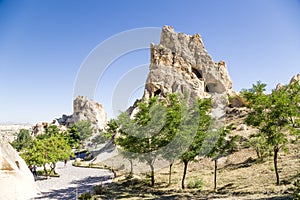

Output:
xmin=35 ymin=175 xmax=112 ymax=199
xmin=96 ymin=178 xmax=209 ymax=200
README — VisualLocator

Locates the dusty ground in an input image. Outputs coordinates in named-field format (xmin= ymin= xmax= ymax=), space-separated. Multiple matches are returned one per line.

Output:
xmin=91 ymin=142 xmax=299 ymax=199
xmin=86 ymin=126 xmax=300 ymax=200
xmin=77 ymin=110 xmax=300 ymax=200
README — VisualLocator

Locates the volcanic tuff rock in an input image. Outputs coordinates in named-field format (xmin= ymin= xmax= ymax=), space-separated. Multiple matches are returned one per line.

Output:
xmin=0 ymin=138 xmax=39 ymax=199
xmin=32 ymin=96 xmax=107 ymax=136
xmin=58 ymin=96 xmax=107 ymax=132
xmin=143 ymin=26 xmax=233 ymax=101
xmin=290 ymin=73 xmax=300 ymax=84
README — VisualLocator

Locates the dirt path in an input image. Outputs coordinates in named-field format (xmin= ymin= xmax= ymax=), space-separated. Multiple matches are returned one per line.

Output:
xmin=34 ymin=161 xmax=113 ymax=199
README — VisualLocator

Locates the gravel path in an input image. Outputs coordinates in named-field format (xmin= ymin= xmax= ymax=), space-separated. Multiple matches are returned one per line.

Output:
xmin=34 ymin=161 xmax=113 ymax=200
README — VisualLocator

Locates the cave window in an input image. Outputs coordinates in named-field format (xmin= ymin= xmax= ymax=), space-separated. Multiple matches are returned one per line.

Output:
xmin=192 ymin=68 xmax=203 ymax=79
xmin=154 ymin=89 xmax=161 ymax=96
xmin=205 ymin=85 xmax=210 ymax=92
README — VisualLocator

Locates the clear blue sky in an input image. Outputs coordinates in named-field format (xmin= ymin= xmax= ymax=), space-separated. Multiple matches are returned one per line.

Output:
xmin=1 ymin=0 xmax=300 ymax=124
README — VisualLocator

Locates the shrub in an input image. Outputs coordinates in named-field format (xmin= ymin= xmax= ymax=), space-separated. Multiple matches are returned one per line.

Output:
xmin=78 ymin=192 xmax=92 ymax=200
xmin=93 ymin=184 xmax=106 ymax=195
xmin=293 ymin=179 xmax=300 ymax=200
xmin=187 ymin=179 xmax=203 ymax=191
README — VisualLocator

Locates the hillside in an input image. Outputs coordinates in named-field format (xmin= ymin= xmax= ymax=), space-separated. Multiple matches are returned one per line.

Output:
xmin=88 ymin=108 xmax=299 ymax=199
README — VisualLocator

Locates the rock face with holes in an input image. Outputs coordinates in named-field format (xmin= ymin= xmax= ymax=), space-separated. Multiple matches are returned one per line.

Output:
xmin=143 ymin=26 xmax=233 ymax=101
xmin=0 ymin=138 xmax=39 ymax=199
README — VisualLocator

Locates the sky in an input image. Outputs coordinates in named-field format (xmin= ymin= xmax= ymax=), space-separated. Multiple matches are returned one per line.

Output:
xmin=0 ymin=0 xmax=300 ymax=124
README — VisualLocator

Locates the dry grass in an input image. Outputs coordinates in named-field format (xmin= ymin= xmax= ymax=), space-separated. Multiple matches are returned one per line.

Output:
xmin=86 ymin=113 xmax=300 ymax=199
xmin=91 ymin=139 xmax=299 ymax=200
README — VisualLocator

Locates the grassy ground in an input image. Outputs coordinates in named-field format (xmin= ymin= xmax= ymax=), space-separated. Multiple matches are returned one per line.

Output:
xmin=78 ymin=141 xmax=299 ymax=200
xmin=77 ymin=114 xmax=300 ymax=199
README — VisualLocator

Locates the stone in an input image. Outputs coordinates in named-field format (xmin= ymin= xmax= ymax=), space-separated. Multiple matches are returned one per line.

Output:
xmin=32 ymin=122 xmax=48 ymax=137
xmin=276 ymin=83 xmax=284 ymax=91
xmin=32 ymin=96 xmax=107 ymax=136
xmin=289 ymin=73 xmax=300 ymax=84
xmin=237 ymin=124 xmax=248 ymax=131
xmin=0 ymin=137 xmax=39 ymax=199
xmin=58 ymin=96 xmax=107 ymax=133
xmin=143 ymin=26 xmax=233 ymax=101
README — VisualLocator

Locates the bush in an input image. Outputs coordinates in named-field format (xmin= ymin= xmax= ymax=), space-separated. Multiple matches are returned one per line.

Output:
xmin=78 ymin=192 xmax=92 ymax=200
xmin=93 ymin=184 xmax=106 ymax=195
xmin=187 ymin=179 xmax=203 ymax=191
xmin=293 ymin=179 xmax=300 ymax=200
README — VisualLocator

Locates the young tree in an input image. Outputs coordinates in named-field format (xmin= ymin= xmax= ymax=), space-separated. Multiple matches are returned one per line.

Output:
xmin=179 ymin=98 xmax=211 ymax=189
xmin=68 ymin=120 xmax=94 ymax=141
xmin=244 ymin=81 xmax=300 ymax=185
xmin=117 ymin=96 xmax=168 ymax=186
xmin=159 ymin=94 xmax=184 ymax=186
xmin=22 ymin=126 xmax=72 ymax=176
xmin=10 ymin=129 xmax=32 ymax=151
xmin=67 ymin=120 xmax=94 ymax=149
xmin=206 ymin=128 xmax=239 ymax=192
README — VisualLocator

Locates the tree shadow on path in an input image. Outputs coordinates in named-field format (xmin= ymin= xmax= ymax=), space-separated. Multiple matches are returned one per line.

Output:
xmin=35 ymin=175 xmax=112 ymax=200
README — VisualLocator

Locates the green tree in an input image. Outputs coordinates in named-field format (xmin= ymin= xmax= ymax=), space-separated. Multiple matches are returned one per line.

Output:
xmin=91 ymin=131 xmax=111 ymax=147
xmin=10 ymin=129 xmax=32 ymax=151
xmin=67 ymin=120 xmax=94 ymax=148
xmin=107 ymin=119 xmax=118 ymax=137
xmin=206 ymin=128 xmax=239 ymax=191
xmin=117 ymin=96 xmax=168 ymax=186
xmin=179 ymin=98 xmax=211 ymax=189
xmin=245 ymin=132 xmax=271 ymax=161
xmin=244 ymin=81 xmax=300 ymax=185
xmin=159 ymin=94 xmax=183 ymax=186
xmin=22 ymin=128 xmax=72 ymax=176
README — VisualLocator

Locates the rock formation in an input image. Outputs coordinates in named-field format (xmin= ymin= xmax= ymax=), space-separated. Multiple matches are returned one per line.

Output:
xmin=0 ymin=137 xmax=39 ymax=199
xmin=32 ymin=96 xmax=107 ymax=136
xmin=57 ymin=96 xmax=107 ymax=133
xmin=143 ymin=26 xmax=233 ymax=101
xmin=290 ymin=73 xmax=300 ymax=84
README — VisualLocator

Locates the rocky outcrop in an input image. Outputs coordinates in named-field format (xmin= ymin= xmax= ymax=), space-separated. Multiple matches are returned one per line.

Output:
xmin=143 ymin=26 xmax=233 ymax=101
xmin=289 ymin=74 xmax=300 ymax=84
xmin=57 ymin=96 xmax=107 ymax=133
xmin=32 ymin=96 xmax=107 ymax=136
xmin=0 ymin=137 xmax=39 ymax=199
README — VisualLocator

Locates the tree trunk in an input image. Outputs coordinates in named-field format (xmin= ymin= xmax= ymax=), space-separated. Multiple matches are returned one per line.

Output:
xmin=214 ymin=159 xmax=218 ymax=192
xmin=256 ymin=147 xmax=261 ymax=160
xmin=50 ymin=162 xmax=56 ymax=174
xmin=129 ymin=159 xmax=133 ymax=177
xmin=168 ymin=163 xmax=173 ymax=186
xmin=182 ymin=160 xmax=188 ymax=189
xmin=150 ymin=163 xmax=155 ymax=187
xmin=274 ymin=146 xmax=280 ymax=185
xmin=43 ymin=164 xmax=48 ymax=178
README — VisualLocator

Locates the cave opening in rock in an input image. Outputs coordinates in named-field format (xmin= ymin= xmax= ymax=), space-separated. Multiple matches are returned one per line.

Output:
xmin=205 ymin=85 xmax=210 ymax=92
xmin=192 ymin=68 xmax=203 ymax=79
xmin=154 ymin=89 xmax=161 ymax=96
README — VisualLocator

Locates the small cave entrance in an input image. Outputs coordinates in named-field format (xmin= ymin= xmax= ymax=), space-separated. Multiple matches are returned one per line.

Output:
xmin=154 ymin=89 xmax=162 ymax=96
xmin=205 ymin=85 xmax=210 ymax=93
xmin=192 ymin=68 xmax=203 ymax=79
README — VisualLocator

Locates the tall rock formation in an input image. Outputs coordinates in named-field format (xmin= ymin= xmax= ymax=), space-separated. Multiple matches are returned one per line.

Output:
xmin=290 ymin=73 xmax=300 ymax=84
xmin=143 ymin=26 xmax=233 ymax=101
xmin=32 ymin=96 xmax=107 ymax=136
xmin=58 ymin=96 xmax=107 ymax=133
xmin=0 ymin=138 xmax=39 ymax=199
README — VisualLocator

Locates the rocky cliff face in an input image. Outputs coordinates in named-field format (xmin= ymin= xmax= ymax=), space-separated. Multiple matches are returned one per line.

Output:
xmin=0 ymin=138 xmax=39 ymax=199
xmin=32 ymin=96 xmax=107 ymax=136
xmin=290 ymin=73 xmax=300 ymax=84
xmin=58 ymin=96 xmax=107 ymax=132
xmin=143 ymin=26 xmax=233 ymax=101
